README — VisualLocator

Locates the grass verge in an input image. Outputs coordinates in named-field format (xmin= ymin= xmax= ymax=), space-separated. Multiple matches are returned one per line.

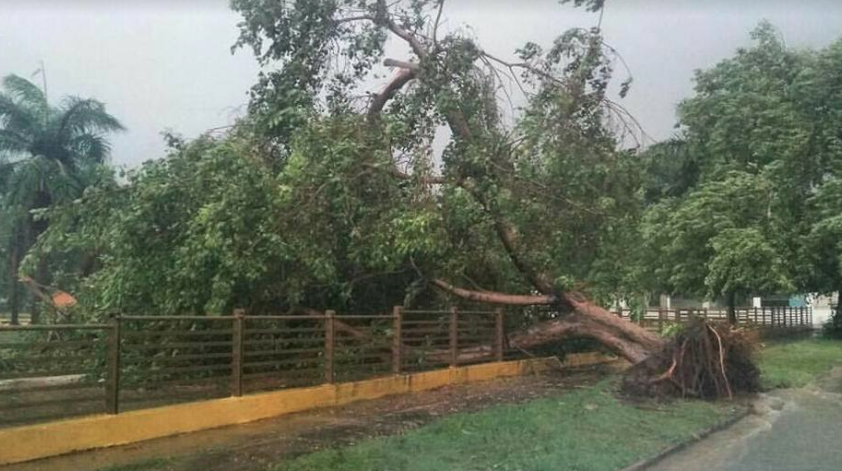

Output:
xmin=269 ymin=379 xmax=740 ymax=471
xmin=758 ymin=337 xmax=842 ymax=389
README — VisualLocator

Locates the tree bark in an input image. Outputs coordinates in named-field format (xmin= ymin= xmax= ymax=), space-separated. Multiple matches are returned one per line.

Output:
xmin=8 ymin=244 xmax=20 ymax=326
xmin=432 ymin=280 xmax=664 ymax=364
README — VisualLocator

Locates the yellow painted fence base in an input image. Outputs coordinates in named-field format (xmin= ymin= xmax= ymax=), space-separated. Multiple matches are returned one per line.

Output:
xmin=0 ymin=354 xmax=612 ymax=465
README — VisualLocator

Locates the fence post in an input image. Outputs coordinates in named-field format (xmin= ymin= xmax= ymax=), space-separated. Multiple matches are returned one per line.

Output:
xmin=494 ymin=308 xmax=504 ymax=362
xmin=325 ymin=310 xmax=335 ymax=383
xmin=754 ymin=306 xmax=759 ymax=325
xmin=105 ymin=315 xmax=122 ymax=415
xmin=658 ymin=307 xmax=664 ymax=331
xmin=449 ymin=307 xmax=458 ymax=367
xmin=392 ymin=306 xmax=403 ymax=374
xmin=231 ymin=309 xmax=245 ymax=397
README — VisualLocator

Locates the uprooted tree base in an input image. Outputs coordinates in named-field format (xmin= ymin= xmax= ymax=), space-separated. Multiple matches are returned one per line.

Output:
xmin=621 ymin=319 xmax=760 ymax=400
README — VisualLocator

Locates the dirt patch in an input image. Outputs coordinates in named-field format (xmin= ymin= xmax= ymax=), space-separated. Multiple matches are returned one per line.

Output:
xmin=4 ymin=363 xmax=620 ymax=471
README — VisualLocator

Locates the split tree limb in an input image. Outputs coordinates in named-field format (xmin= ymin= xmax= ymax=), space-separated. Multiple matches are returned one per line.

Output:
xmin=431 ymin=278 xmax=555 ymax=305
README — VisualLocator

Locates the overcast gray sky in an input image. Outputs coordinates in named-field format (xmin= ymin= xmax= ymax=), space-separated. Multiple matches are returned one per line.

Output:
xmin=1 ymin=0 xmax=841 ymax=168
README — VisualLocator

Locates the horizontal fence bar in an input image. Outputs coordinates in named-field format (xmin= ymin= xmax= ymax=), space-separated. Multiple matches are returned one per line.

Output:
xmin=242 ymin=328 xmax=322 ymax=335
xmin=122 ymin=341 xmax=234 ymax=350
xmin=243 ymin=327 xmax=324 ymax=334
xmin=0 ymin=340 xmax=99 ymax=349
xmin=401 ymin=310 xmax=450 ymax=315
xmin=119 ymin=316 xmax=234 ymax=321
xmin=2 ymin=395 xmax=102 ymax=412
xmin=122 ymin=330 xmax=233 ymax=338
xmin=242 ymin=368 xmax=323 ymax=380
xmin=0 ymin=370 xmax=92 ymax=380
xmin=0 ymin=324 xmax=109 ymax=332
xmin=244 ymin=347 xmax=323 ymax=356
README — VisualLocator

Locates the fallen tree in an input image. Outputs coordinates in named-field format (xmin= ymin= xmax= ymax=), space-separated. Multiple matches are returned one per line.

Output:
xmin=230 ymin=0 xmax=668 ymax=368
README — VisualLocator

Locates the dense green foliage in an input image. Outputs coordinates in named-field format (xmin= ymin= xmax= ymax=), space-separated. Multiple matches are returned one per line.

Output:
xmin=636 ymin=22 xmax=842 ymax=315
xmin=24 ymin=0 xmax=646 ymax=319
xmin=5 ymin=6 xmax=842 ymax=324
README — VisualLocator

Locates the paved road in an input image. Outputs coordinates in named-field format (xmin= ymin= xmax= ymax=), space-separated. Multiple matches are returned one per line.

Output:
xmin=648 ymin=368 xmax=842 ymax=471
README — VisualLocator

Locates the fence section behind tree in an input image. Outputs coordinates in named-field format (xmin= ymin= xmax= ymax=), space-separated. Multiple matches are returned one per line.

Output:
xmin=617 ymin=306 xmax=813 ymax=330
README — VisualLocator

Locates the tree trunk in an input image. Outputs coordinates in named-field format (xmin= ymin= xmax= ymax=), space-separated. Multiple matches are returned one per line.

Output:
xmin=510 ymin=298 xmax=663 ymax=364
xmin=26 ymin=189 xmax=51 ymax=325
xmin=432 ymin=280 xmax=665 ymax=365
xmin=8 ymin=246 xmax=20 ymax=326
xmin=727 ymin=291 xmax=737 ymax=325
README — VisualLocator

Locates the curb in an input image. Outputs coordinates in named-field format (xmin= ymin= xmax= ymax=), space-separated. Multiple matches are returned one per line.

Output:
xmin=619 ymin=407 xmax=752 ymax=471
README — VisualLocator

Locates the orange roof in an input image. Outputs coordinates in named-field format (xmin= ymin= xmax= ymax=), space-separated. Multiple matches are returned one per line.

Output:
xmin=52 ymin=291 xmax=77 ymax=308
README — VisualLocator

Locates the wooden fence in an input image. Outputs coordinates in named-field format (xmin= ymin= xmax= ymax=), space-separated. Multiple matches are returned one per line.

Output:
xmin=617 ymin=306 xmax=813 ymax=331
xmin=0 ymin=308 xmax=511 ymax=428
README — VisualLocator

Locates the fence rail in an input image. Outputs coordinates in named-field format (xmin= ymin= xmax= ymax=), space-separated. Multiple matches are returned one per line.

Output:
xmin=0 ymin=307 xmax=508 ymax=428
xmin=617 ymin=306 xmax=813 ymax=330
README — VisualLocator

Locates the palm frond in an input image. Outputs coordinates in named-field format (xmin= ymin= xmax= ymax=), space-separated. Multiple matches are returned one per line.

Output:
xmin=57 ymin=97 xmax=125 ymax=140
xmin=0 ymin=129 xmax=31 ymax=155
xmin=2 ymin=75 xmax=48 ymax=116
xmin=67 ymin=134 xmax=111 ymax=164
xmin=0 ymin=94 xmax=39 ymax=134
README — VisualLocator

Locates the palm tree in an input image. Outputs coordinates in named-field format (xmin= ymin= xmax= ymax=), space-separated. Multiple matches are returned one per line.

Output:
xmin=0 ymin=74 xmax=124 ymax=324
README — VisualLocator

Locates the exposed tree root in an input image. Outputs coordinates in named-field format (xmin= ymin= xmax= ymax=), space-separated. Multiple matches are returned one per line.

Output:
xmin=622 ymin=319 xmax=759 ymax=400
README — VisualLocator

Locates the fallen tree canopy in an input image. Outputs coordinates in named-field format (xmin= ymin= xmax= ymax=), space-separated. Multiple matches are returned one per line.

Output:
xmin=25 ymin=0 xmax=761 ymax=402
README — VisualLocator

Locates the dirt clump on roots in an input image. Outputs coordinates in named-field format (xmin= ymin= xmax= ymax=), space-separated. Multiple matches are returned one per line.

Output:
xmin=622 ymin=319 xmax=760 ymax=400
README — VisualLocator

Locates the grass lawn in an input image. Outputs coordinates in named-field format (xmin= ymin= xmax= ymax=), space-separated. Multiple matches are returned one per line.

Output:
xmin=269 ymin=379 xmax=741 ymax=471
xmin=757 ymin=337 xmax=842 ymax=389
xmin=269 ymin=338 xmax=842 ymax=471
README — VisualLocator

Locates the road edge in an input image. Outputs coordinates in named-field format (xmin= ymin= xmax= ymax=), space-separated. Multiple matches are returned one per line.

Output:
xmin=619 ymin=406 xmax=752 ymax=471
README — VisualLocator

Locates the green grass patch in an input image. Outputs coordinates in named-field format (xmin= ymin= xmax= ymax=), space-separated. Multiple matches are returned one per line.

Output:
xmin=94 ymin=458 xmax=171 ymax=471
xmin=270 ymin=380 xmax=740 ymax=471
xmin=758 ymin=338 xmax=842 ymax=389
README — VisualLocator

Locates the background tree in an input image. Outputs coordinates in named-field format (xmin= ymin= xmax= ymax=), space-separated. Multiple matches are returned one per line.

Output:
xmin=0 ymin=74 xmax=123 ymax=323
xmin=636 ymin=22 xmax=842 ymax=322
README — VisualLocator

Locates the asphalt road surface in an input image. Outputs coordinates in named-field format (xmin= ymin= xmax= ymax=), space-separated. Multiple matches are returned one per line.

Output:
xmin=647 ymin=368 xmax=842 ymax=471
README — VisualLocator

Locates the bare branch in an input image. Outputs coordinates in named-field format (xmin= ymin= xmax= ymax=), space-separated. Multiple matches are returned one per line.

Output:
xmin=432 ymin=0 xmax=445 ymax=50
xmin=375 ymin=0 xmax=429 ymax=59
xmin=368 ymin=67 xmax=416 ymax=116
xmin=384 ymin=58 xmax=420 ymax=71
xmin=333 ymin=14 xmax=375 ymax=25
xmin=431 ymin=278 xmax=556 ymax=305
